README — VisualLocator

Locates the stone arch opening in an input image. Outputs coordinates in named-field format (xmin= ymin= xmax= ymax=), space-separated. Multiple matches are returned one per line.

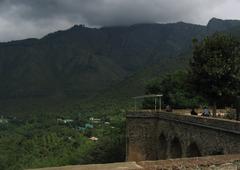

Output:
xmin=186 ymin=142 xmax=201 ymax=157
xmin=170 ymin=137 xmax=182 ymax=158
xmin=158 ymin=133 xmax=167 ymax=160
xmin=210 ymin=148 xmax=224 ymax=156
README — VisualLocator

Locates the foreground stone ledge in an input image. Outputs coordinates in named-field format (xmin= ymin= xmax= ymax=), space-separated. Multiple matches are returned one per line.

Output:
xmin=138 ymin=154 xmax=240 ymax=170
xmin=27 ymin=154 xmax=240 ymax=170
xmin=27 ymin=162 xmax=143 ymax=170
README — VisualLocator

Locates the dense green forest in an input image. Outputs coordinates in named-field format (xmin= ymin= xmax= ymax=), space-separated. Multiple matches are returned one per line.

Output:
xmin=1 ymin=18 xmax=240 ymax=169
xmin=144 ymin=33 xmax=240 ymax=111
xmin=0 ymin=106 xmax=126 ymax=170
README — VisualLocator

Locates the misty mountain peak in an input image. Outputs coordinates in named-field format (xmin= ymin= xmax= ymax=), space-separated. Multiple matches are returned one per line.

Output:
xmin=207 ymin=17 xmax=240 ymax=32
xmin=208 ymin=17 xmax=223 ymax=24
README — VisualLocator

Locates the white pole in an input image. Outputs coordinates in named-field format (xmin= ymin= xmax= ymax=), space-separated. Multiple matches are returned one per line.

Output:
xmin=159 ymin=97 xmax=162 ymax=112
xmin=134 ymin=99 xmax=137 ymax=111
xmin=154 ymin=97 xmax=157 ymax=111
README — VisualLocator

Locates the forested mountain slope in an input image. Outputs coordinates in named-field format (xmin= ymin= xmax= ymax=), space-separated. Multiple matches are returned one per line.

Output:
xmin=0 ymin=18 xmax=239 ymax=100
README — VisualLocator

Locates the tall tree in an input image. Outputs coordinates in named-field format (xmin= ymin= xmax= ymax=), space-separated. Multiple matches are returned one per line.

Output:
xmin=188 ymin=33 xmax=240 ymax=116
xmin=145 ymin=71 xmax=205 ymax=109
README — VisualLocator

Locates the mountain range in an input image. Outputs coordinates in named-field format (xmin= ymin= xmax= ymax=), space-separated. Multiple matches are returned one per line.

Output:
xmin=0 ymin=18 xmax=240 ymax=104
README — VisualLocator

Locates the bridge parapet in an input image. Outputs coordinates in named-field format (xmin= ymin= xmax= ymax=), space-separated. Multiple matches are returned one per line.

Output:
xmin=126 ymin=111 xmax=240 ymax=161
xmin=127 ymin=111 xmax=240 ymax=134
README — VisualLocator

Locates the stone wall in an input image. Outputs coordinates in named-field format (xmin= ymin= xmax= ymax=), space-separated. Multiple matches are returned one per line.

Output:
xmin=138 ymin=154 xmax=240 ymax=170
xmin=28 ymin=154 xmax=240 ymax=170
xmin=126 ymin=111 xmax=240 ymax=161
xmin=27 ymin=162 xmax=144 ymax=170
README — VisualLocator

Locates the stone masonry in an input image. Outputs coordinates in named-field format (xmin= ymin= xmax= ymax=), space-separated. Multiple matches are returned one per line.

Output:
xmin=28 ymin=154 xmax=240 ymax=170
xmin=126 ymin=111 xmax=240 ymax=161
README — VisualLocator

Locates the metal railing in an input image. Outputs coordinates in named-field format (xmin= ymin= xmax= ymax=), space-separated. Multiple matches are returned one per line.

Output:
xmin=133 ymin=94 xmax=163 ymax=112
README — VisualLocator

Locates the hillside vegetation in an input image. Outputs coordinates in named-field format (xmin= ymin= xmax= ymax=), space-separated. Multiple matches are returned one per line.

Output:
xmin=1 ymin=18 xmax=240 ymax=170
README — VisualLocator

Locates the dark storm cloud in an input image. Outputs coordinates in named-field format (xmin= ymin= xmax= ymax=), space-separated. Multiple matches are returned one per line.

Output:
xmin=0 ymin=0 xmax=240 ymax=41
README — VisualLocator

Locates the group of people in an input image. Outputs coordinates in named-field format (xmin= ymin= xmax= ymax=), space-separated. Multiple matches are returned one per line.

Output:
xmin=165 ymin=105 xmax=212 ymax=116
xmin=191 ymin=107 xmax=211 ymax=116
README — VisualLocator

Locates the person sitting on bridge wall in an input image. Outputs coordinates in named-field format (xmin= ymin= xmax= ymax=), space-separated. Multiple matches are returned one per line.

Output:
xmin=202 ymin=107 xmax=211 ymax=117
xmin=191 ymin=108 xmax=198 ymax=115
xmin=166 ymin=105 xmax=172 ymax=112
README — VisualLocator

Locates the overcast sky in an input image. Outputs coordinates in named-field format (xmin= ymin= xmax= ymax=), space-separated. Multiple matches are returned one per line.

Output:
xmin=0 ymin=0 xmax=240 ymax=42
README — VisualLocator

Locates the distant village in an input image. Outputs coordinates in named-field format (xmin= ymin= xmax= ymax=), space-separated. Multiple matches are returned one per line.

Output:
xmin=0 ymin=114 xmax=17 ymax=124
xmin=0 ymin=112 xmax=114 ymax=142
xmin=56 ymin=116 xmax=113 ymax=141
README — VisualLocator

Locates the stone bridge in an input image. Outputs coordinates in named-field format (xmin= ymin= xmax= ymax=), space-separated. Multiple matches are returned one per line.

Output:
xmin=126 ymin=111 xmax=240 ymax=161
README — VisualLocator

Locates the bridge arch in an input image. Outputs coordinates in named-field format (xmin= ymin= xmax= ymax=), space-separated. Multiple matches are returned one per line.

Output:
xmin=158 ymin=133 xmax=167 ymax=159
xmin=186 ymin=142 xmax=201 ymax=157
xmin=170 ymin=137 xmax=182 ymax=158
xmin=210 ymin=148 xmax=224 ymax=156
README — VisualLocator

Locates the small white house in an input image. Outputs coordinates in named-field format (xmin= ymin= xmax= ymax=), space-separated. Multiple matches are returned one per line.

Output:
xmin=104 ymin=122 xmax=110 ymax=125
xmin=89 ymin=136 xmax=98 ymax=141
xmin=57 ymin=118 xmax=74 ymax=124
xmin=89 ymin=117 xmax=101 ymax=124
xmin=0 ymin=116 xmax=8 ymax=124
